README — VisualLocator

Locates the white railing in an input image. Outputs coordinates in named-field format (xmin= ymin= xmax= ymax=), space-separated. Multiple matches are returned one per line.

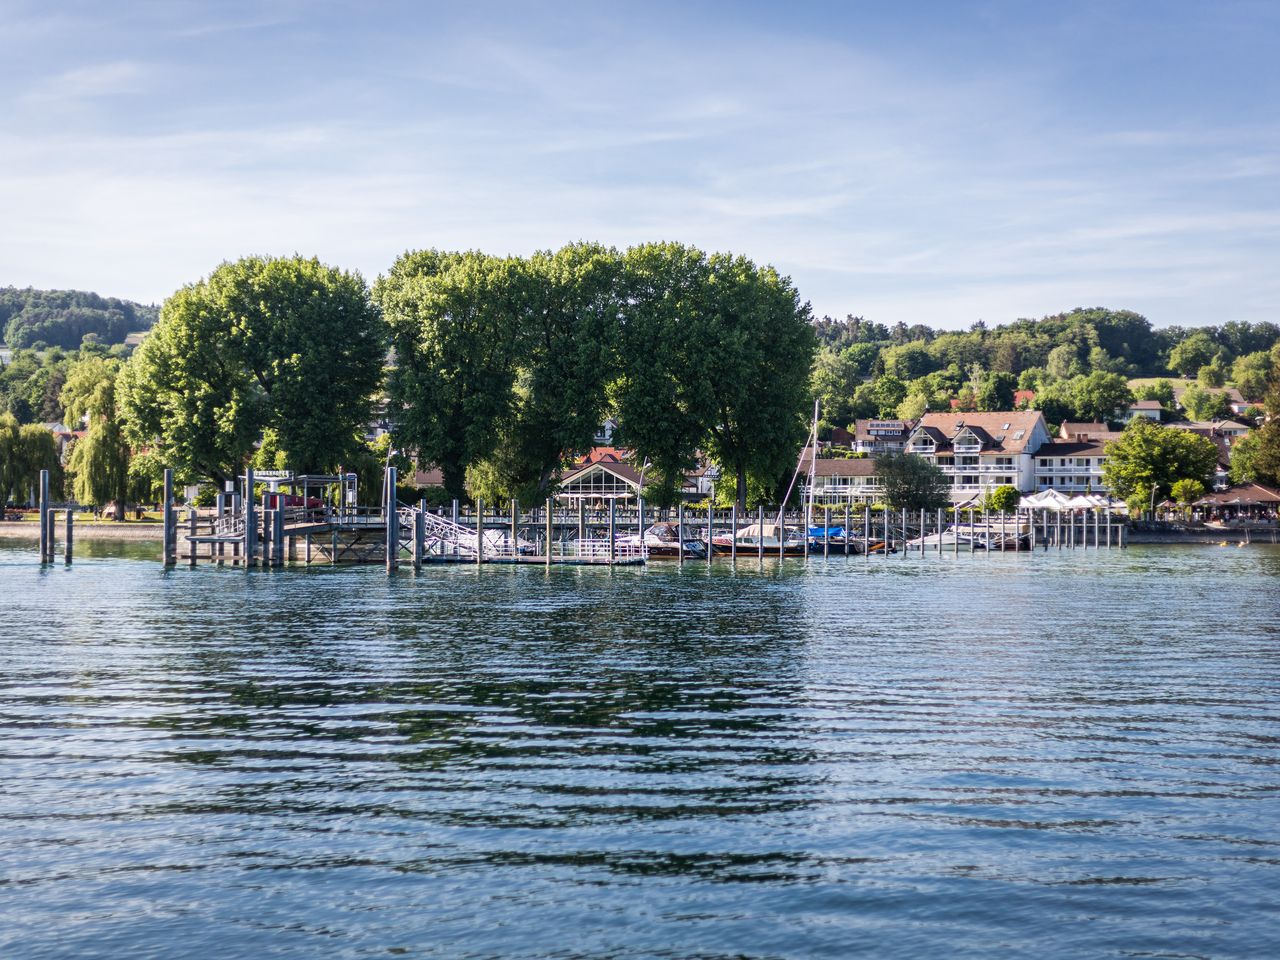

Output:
xmin=554 ymin=538 xmax=648 ymax=562
xmin=211 ymin=513 xmax=245 ymax=538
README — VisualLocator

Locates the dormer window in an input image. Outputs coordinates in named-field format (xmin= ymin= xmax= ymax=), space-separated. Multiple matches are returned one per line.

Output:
xmin=1001 ymin=423 xmax=1011 ymax=430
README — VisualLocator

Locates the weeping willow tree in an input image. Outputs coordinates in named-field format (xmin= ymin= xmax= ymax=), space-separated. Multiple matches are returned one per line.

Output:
xmin=0 ymin=412 xmax=62 ymax=505
xmin=62 ymin=357 xmax=132 ymax=519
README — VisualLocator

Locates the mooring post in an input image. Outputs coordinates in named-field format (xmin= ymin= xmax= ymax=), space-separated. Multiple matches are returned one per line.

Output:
xmin=730 ymin=502 xmax=738 ymax=563
xmin=244 ymin=467 xmax=257 ymax=566
xmin=451 ymin=499 xmax=460 ymax=559
xmin=413 ymin=505 xmax=424 ymax=572
xmin=883 ymin=505 xmax=890 ymax=558
xmin=864 ymin=505 xmax=870 ymax=558
xmin=578 ymin=499 xmax=586 ymax=545
xmin=385 ymin=466 xmax=398 ymax=572
xmin=900 ymin=508 xmax=907 ymax=560
xmin=162 ymin=468 xmax=175 ymax=567
xmin=188 ymin=507 xmax=197 ymax=567
xmin=758 ymin=504 xmax=765 ymax=561
xmin=37 ymin=468 xmax=49 ymax=564
xmin=677 ymin=502 xmax=685 ymax=565
xmin=545 ymin=497 xmax=554 ymax=566
xmin=1106 ymin=506 xmax=1112 ymax=548
xmin=843 ymin=503 xmax=850 ymax=556
xmin=274 ymin=506 xmax=285 ymax=568
xmin=608 ymin=498 xmax=616 ymax=563
xmin=824 ymin=506 xmax=831 ymax=557
xmin=968 ymin=507 xmax=976 ymax=554
xmin=510 ymin=498 xmax=519 ymax=558
xmin=63 ymin=508 xmax=73 ymax=564
xmin=638 ymin=496 xmax=646 ymax=547
xmin=706 ymin=503 xmax=713 ymax=566
xmin=476 ymin=498 xmax=484 ymax=566
xmin=937 ymin=508 xmax=943 ymax=556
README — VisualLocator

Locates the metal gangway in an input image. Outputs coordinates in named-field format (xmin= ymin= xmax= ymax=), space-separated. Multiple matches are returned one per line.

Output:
xmin=396 ymin=504 xmax=532 ymax=559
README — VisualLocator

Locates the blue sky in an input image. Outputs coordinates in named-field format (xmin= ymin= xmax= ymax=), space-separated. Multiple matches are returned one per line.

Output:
xmin=2 ymin=0 xmax=1277 ymax=328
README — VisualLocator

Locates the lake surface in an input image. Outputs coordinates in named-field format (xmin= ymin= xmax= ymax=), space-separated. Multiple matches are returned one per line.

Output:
xmin=2 ymin=540 xmax=1279 ymax=959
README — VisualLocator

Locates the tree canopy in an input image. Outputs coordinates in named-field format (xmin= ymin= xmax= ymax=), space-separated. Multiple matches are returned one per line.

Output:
xmin=120 ymin=255 xmax=384 ymax=483
xmin=0 ymin=287 xmax=156 ymax=350
xmin=1100 ymin=418 xmax=1219 ymax=513
xmin=874 ymin=451 xmax=950 ymax=511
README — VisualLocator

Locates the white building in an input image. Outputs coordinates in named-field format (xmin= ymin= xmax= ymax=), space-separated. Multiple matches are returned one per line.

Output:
xmin=1033 ymin=441 xmax=1109 ymax=494
xmin=851 ymin=419 xmax=914 ymax=454
xmin=905 ymin=411 xmax=1054 ymax=501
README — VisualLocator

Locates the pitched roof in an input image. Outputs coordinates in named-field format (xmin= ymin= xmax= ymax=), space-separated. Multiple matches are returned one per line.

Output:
xmin=558 ymin=459 xmax=644 ymax=486
xmin=853 ymin=418 xmax=913 ymax=442
xmin=1195 ymin=482 xmax=1280 ymax=506
xmin=1039 ymin=441 xmax=1109 ymax=457
xmin=913 ymin=411 xmax=1047 ymax=454
xmin=801 ymin=457 xmax=879 ymax=477
xmin=1173 ymin=385 xmax=1245 ymax=403
xmin=1129 ymin=399 xmax=1163 ymax=410
xmin=1060 ymin=421 xmax=1118 ymax=440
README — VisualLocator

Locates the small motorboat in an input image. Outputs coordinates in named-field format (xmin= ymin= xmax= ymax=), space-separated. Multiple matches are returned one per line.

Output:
xmin=712 ymin=521 xmax=809 ymax=557
xmin=618 ymin=523 xmax=707 ymax=559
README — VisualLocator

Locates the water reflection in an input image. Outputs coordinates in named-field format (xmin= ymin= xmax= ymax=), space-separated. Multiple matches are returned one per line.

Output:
xmin=1 ymin=544 xmax=1278 ymax=959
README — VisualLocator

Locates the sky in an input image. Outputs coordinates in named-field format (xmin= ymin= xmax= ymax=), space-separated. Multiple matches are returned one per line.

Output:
xmin=1 ymin=0 xmax=1278 ymax=329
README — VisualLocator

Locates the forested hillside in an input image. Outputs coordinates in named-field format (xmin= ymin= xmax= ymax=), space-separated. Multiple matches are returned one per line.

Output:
xmin=810 ymin=307 xmax=1280 ymax=428
xmin=0 ymin=287 xmax=158 ymax=350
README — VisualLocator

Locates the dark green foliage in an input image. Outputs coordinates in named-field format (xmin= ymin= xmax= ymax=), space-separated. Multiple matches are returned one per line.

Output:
xmin=0 ymin=287 xmax=156 ymax=350
xmin=120 ymin=256 xmax=384 ymax=483
xmin=874 ymin=451 xmax=950 ymax=511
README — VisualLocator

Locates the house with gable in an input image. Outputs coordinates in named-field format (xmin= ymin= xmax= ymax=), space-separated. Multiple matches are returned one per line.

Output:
xmin=904 ymin=411 xmax=1054 ymax=501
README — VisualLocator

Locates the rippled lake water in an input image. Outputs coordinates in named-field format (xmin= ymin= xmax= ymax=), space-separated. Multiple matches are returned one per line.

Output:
xmin=2 ymin=539 xmax=1279 ymax=959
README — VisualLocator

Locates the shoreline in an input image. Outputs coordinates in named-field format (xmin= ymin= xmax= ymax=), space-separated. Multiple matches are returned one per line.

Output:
xmin=0 ymin=521 xmax=165 ymax=541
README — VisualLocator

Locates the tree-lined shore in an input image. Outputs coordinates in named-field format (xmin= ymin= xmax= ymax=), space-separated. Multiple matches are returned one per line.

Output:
xmin=3 ymin=251 xmax=1280 ymax=516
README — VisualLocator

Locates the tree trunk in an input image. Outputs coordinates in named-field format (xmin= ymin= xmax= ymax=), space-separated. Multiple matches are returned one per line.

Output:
xmin=736 ymin=465 xmax=748 ymax=513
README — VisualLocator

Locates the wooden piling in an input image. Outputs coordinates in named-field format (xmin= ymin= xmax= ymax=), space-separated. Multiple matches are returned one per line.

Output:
xmin=824 ymin=506 xmax=830 ymax=557
xmin=476 ymin=498 xmax=484 ymax=566
xmin=385 ymin=466 xmax=399 ymax=572
xmin=162 ymin=468 xmax=175 ymax=566
xmin=413 ymin=506 xmax=424 ymax=572
xmin=731 ymin=502 xmax=738 ymax=563
xmin=64 ymin=509 xmax=73 ymax=564
xmin=545 ymin=497 xmax=554 ymax=567
xmin=609 ymin=498 xmax=616 ymax=563
xmin=844 ymin=503 xmax=851 ymax=556
xmin=188 ymin=507 xmax=197 ymax=567
xmin=451 ymin=499 xmax=460 ymax=560
xmin=245 ymin=467 xmax=257 ymax=566
xmin=38 ymin=469 xmax=50 ymax=564
xmin=510 ymin=498 xmax=519 ymax=555
xmin=678 ymin=503 xmax=685 ymax=565
xmin=578 ymin=499 xmax=586 ymax=545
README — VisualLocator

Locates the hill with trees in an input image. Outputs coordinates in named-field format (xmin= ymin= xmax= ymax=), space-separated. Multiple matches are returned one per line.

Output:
xmin=0 ymin=287 xmax=158 ymax=351
xmin=810 ymin=307 xmax=1280 ymax=431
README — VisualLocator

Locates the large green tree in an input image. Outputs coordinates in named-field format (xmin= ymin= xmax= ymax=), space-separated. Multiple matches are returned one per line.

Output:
xmin=61 ymin=357 xmax=132 ymax=518
xmin=486 ymin=243 xmax=622 ymax=500
xmin=1069 ymin=371 xmax=1132 ymax=423
xmin=0 ymin=412 xmax=61 ymax=505
xmin=875 ymin=451 xmax=950 ymax=511
xmin=611 ymin=243 xmax=719 ymax=505
xmin=699 ymin=253 xmax=816 ymax=509
xmin=120 ymin=256 xmax=383 ymax=483
xmin=375 ymin=250 xmax=524 ymax=501
xmin=1101 ymin=417 xmax=1219 ymax=512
